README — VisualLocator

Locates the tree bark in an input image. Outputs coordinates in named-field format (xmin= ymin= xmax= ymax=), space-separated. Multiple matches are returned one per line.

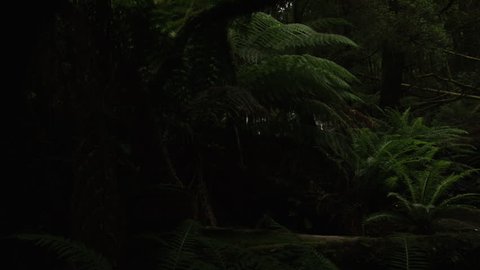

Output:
xmin=379 ymin=42 xmax=405 ymax=108
xmin=67 ymin=1 xmax=126 ymax=268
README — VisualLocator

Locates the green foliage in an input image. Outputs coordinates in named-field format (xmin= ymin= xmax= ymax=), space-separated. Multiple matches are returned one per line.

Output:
xmin=386 ymin=238 xmax=429 ymax=270
xmin=307 ymin=17 xmax=353 ymax=32
xmin=364 ymin=162 xmax=480 ymax=234
xmin=155 ymin=5 xmax=360 ymax=154
xmin=13 ymin=1 xmax=480 ymax=269
xmin=227 ymin=12 xmax=360 ymax=149
xmin=238 ymin=54 xmax=357 ymax=110
xmin=347 ymin=0 xmax=450 ymax=54
xmin=13 ymin=234 xmax=112 ymax=270
xmin=350 ymin=109 xmax=473 ymax=190
xmin=230 ymin=12 xmax=357 ymax=64
xmin=333 ymin=108 xmax=480 ymax=233
xmin=384 ymin=109 xmax=474 ymax=157
xmin=140 ymin=220 xmax=339 ymax=270
xmin=149 ymin=0 xmax=221 ymax=36
xmin=158 ymin=220 xmax=201 ymax=270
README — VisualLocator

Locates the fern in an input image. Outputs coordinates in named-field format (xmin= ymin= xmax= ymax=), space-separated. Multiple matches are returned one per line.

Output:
xmin=364 ymin=212 xmax=407 ymax=225
xmin=149 ymin=2 xmax=360 ymax=163
xmin=364 ymin=166 xmax=480 ymax=233
xmin=437 ymin=193 xmax=480 ymax=208
xmin=302 ymin=248 xmax=340 ymax=270
xmin=249 ymin=218 xmax=339 ymax=270
xmin=349 ymin=109 xmax=475 ymax=192
xmin=357 ymin=110 xmax=480 ymax=233
xmin=142 ymin=219 xmax=339 ymax=270
xmin=14 ymin=234 xmax=112 ymax=270
xmin=384 ymin=109 xmax=474 ymax=157
xmin=238 ymin=54 xmax=357 ymax=110
xmin=188 ymin=86 xmax=265 ymax=121
xmin=428 ymin=169 xmax=478 ymax=206
xmin=230 ymin=12 xmax=357 ymax=64
xmin=158 ymin=220 xmax=200 ymax=270
xmin=307 ymin=17 xmax=353 ymax=31
xmin=150 ymin=0 xmax=221 ymax=35
xmin=386 ymin=238 xmax=429 ymax=270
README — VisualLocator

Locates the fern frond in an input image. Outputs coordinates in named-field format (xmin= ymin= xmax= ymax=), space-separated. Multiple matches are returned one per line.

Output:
xmin=388 ymin=192 xmax=413 ymax=212
xmin=364 ymin=212 xmax=406 ymax=225
xmin=251 ymin=24 xmax=357 ymax=51
xmin=307 ymin=17 xmax=353 ymax=31
xmin=159 ymin=220 xmax=200 ymax=270
xmin=197 ymin=238 xmax=229 ymax=270
xmin=387 ymin=238 xmax=429 ymax=270
xmin=231 ymin=12 xmax=357 ymax=63
xmin=239 ymin=54 xmax=357 ymax=110
xmin=14 ymin=234 xmax=112 ymax=270
xmin=300 ymin=99 xmax=349 ymax=127
xmin=436 ymin=193 xmax=480 ymax=208
xmin=189 ymin=86 xmax=265 ymax=120
xmin=307 ymin=249 xmax=340 ymax=270
xmin=429 ymin=169 xmax=478 ymax=205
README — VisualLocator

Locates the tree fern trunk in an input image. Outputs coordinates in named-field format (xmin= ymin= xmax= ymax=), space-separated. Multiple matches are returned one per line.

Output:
xmin=380 ymin=41 xmax=405 ymax=108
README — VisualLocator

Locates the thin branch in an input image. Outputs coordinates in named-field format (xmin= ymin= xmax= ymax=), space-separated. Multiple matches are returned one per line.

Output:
xmin=401 ymin=83 xmax=480 ymax=100
xmin=354 ymin=72 xmax=380 ymax=81
xmin=415 ymin=73 xmax=480 ymax=92
xmin=442 ymin=49 xmax=480 ymax=62
xmin=159 ymin=129 xmax=185 ymax=188
xmin=354 ymin=73 xmax=480 ymax=100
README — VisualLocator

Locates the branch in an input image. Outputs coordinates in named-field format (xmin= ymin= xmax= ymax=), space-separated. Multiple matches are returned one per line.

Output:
xmin=415 ymin=73 xmax=480 ymax=92
xmin=354 ymin=73 xmax=480 ymax=100
xmin=442 ymin=49 xmax=480 ymax=62
xmin=158 ymin=128 xmax=185 ymax=188
xmin=401 ymin=83 xmax=480 ymax=100
xmin=439 ymin=0 xmax=456 ymax=14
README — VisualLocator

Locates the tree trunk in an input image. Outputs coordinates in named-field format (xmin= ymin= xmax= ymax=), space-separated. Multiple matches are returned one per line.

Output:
xmin=67 ymin=1 xmax=126 ymax=268
xmin=379 ymin=42 xmax=405 ymax=108
xmin=380 ymin=0 xmax=405 ymax=108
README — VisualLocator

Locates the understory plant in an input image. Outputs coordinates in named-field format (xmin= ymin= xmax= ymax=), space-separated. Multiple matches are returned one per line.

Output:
xmin=350 ymin=109 xmax=473 ymax=188
xmin=13 ymin=220 xmax=339 ymax=270
xmin=335 ymin=109 xmax=478 ymax=233
xmin=384 ymin=237 xmax=429 ymax=270
xmin=365 ymin=160 xmax=480 ymax=234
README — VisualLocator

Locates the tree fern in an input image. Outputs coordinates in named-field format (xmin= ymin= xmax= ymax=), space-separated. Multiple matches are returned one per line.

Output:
xmin=149 ymin=1 xmax=361 ymax=165
xmin=188 ymin=86 xmax=266 ymax=122
xmin=13 ymin=234 xmax=112 ymax=270
xmin=307 ymin=17 xmax=353 ymax=31
xmin=238 ymin=54 xmax=357 ymax=110
xmin=230 ymin=12 xmax=357 ymax=64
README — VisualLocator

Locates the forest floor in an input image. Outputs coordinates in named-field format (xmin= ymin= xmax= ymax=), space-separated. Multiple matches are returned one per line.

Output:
xmin=202 ymin=227 xmax=480 ymax=269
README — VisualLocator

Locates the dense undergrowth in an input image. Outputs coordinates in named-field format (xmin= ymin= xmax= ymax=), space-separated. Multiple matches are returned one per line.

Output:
xmin=4 ymin=0 xmax=480 ymax=269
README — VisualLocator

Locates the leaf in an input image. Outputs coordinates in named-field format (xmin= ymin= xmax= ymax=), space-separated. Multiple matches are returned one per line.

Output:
xmin=14 ymin=234 xmax=112 ymax=270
